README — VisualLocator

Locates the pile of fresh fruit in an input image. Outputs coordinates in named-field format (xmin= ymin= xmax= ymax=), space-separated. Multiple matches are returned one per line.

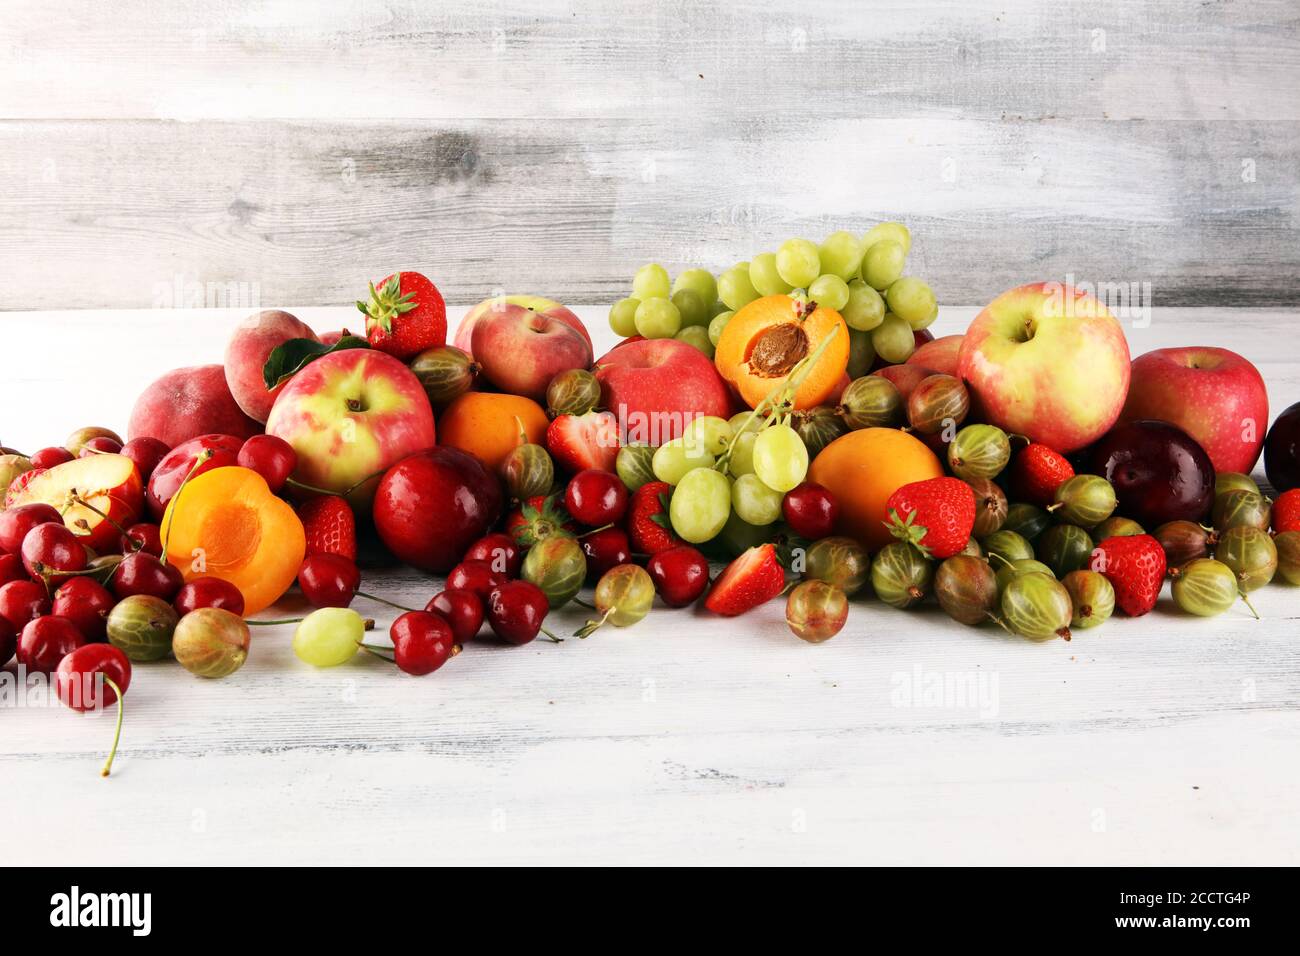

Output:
xmin=4 ymin=225 xmax=1300 ymax=775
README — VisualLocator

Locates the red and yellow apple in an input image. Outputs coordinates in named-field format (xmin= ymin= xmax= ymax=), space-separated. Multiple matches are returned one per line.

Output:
xmin=467 ymin=297 xmax=593 ymax=401
xmin=957 ymin=283 xmax=1131 ymax=453
xmin=593 ymin=337 xmax=732 ymax=444
xmin=7 ymin=455 xmax=143 ymax=553
xmin=1119 ymin=347 xmax=1268 ymax=474
xmin=265 ymin=349 xmax=436 ymax=508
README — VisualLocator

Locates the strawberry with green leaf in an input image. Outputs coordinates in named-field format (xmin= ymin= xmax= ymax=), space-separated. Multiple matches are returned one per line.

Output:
xmin=885 ymin=477 xmax=975 ymax=559
xmin=357 ymin=271 xmax=446 ymax=361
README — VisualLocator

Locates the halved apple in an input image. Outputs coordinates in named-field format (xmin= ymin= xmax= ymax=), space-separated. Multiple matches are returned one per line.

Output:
xmin=7 ymin=454 xmax=143 ymax=553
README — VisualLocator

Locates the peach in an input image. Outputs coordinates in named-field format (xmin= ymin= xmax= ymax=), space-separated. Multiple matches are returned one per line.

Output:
xmin=454 ymin=295 xmax=592 ymax=359
xmin=224 ymin=309 xmax=319 ymax=423
xmin=129 ymin=365 xmax=262 ymax=449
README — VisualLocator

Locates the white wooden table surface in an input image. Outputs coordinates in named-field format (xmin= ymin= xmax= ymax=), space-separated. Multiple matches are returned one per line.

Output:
xmin=2 ymin=303 xmax=1299 ymax=866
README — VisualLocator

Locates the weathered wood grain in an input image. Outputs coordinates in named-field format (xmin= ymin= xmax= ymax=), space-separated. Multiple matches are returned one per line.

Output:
xmin=0 ymin=115 xmax=1297 ymax=310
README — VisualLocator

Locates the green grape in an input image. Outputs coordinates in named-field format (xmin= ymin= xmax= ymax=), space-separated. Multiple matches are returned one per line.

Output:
xmin=682 ymin=415 xmax=734 ymax=457
xmin=672 ymin=268 xmax=717 ymax=307
xmin=870 ymin=313 xmax=915 ymax=363
xmin=732 ymin=473 xmax=784 ymax=526
xmin=669 ymin=468 xmax=731 ymax=543
xmin=808 ymin=274 xmax=850 ymax=311
xmin=634 ymin=296 xmax=681 ymax=339
xmin=727 ymin=430 xmax=758 ymax=477
xmin=775 ymin=239 xmax=821 ymax=288
xmin=652 ymin=438 xmax=715 ymax=485
xmin=711 ymin=298 xmax=729 ymax=316
xmin=708 ymin=310 xmax=733 ymax=347
xmin=632 ymin=263 xmax=671 ymax=301
xmin=716 ymin=511 xmax=771 ymax=558
xmin=818 ymin=230 xmax=865 ymax=280
xmin=729 ymin=411 xmax=766 ymax=435
xmin=749 ymin=253 xmax=793 ymax=296
xmin=675 ymin=325 xmax=714 ymax=358
xmin=616 ymin=444 xmax=656 ymax=492
xmin=886 ymin=277 xmax=937 ymax=330
xmin=863 ymin=221 xmax=912 ymax=255
xmin=752 ymin=424 xmax=809 ymax=492
xmin=718 ymin=264 xmax=759 ymax=311
xmin=609 ymin=297 xmax=640 ymax=337
xmin=862 ymin=240 xmax=905 ymax=291
xmin=841 ymin=279 xmax=886 ymax=331
xmin=846 ymin=328 xmax=876 ymax=378
xmin=292 ymin=607 xmax=365 ymax=667
xmin=670 ymin=288 xmax=710 ymax=328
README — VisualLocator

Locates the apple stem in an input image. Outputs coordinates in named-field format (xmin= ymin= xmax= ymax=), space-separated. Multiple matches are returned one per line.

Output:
xmin=160 ymin=449 xmax=213 ymax=564
xmin=355 ymin=591 xmax=420 ymax=613
xmin=99 ymin=677 xmax=125 ymax=778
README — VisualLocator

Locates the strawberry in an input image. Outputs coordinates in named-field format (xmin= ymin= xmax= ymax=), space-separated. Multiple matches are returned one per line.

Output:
xmin=297 ymin=496 xmax=357 ymax=561
xmin=546 ymin=411 xmax=619 ymax=474
xmin=357 ymin=271 xmax=447 ymax=361
xmin=506 ymin=494 xmax=577 ymax=547
xmin=1008 ymin=443 xmax=1074 ymax=507
xmin=626 ymin=481 xmax=681 ymax=555
xmin=704 ymin=543 xmax=785 ymax=617
xmin=884 ymin=477 xmax=975 ymax=559
xmin=1092 ymin=534 xmax=1166 ymax=616
xmin=1273 ymin=489 xmax=1300 ymax=533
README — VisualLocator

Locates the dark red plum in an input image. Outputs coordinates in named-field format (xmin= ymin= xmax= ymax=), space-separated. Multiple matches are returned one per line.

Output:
xmin=1088 ymin=420 xmax=1214 ymax=527
xmin=1264 ymin=401 xmax=1300 ymax=492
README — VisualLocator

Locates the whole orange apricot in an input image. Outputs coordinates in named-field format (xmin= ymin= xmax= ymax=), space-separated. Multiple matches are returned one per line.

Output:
xmin=438 ymin=392 xmax=549 ymax=472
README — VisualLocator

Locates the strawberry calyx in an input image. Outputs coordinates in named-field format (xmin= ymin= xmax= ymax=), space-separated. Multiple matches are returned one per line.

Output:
xmin=356 ymin=273 xmax=418 ymax=334
xmin=886 ymin=507 xmax=933 ymax=557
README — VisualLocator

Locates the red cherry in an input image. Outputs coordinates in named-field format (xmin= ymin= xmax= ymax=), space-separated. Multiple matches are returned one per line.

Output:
xmin=781 ymin=482 xmax=840 ymax=540
xmin=0 ymin=579 xmax=52 ymax=629
xmin=119 ymin=522 xmax=163 ymax=557
xmin=485 ymin=580 xmax=550 ymax=645
xmin=52 ymin=577 xmax=115 ymax=642
xmin=111 ymin=551 xmax=184 ymax=601
xmin=237 ymin=435 xmax=297 ymax=494
xmin=174 ymin=576 xmax=246 ymax=616
xmin=20 ymin=522 xmax=87 ymax=580
xmin=646 ymin=545 xmax=710 ymax=607
xmin=29 ymin=446 xmax=74 ymax=469
xmin=564 ymin=469 xmax=628 ymax=526
xmin=298 ymin=553 xmax=360 ymax=608
xmin=389 ymin=611 xmax=458 ymax=676
xmin=580 ymin=527 xmax=632 ymax=579
xmin=425 ymin=589 xmax=484 ymax=643
xmin=79 ymin=436 xmax=123 ymax=458
xmin=0 ymin=553 xmax=26 ymax=586
xmin=445 ymin=559 xmax=507 ymax=601
xmin=56 ymin=643 xmax=132 ymax=712
xmin=0 ymin=502 xmax=63 ymax=554
xmin=462 ymin=533 xmax=522 ymax=577
xmin=120 ymin=436 xmax=171 ymax=483
xmin=18 ymin=616 xmax=86 ymax=674
xmin=0 ymin=616 xmax=16 ymax=667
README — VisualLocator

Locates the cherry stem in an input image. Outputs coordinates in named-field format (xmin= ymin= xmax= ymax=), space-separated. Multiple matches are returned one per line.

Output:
xmin=577 ymin=523 xmax=614 ymax=538
xmin=161 ymin=449 xmax=213 ymax=564
xmin=284 ymin=468 xmax=387 ymax=499
xmin=68 ymin=494 xmax=135 ymax=545
xmin=100 ymin=677 xmax=124 ymax=778
xmin=356 ymin=591 xmax=420 ymax=613
xmin=541 ymin=626 xmax=564 ymax=643
xmin=247 ymin=617 xmax=305 ymax=626
xmin=358 ymin=643 xmax=396 ymax=661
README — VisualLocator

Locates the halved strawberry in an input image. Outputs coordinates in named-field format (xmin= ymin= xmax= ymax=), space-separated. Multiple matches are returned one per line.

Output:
xmin=357 ymin=271 xmax=447 ymax=361
xmin=297 ymin=496 xmax=357 ymax=561
xmin=626 ymin=481 xmax=681 ymax=555
xmin=506 ymin=494 xmax=577 ymax=547
xmin=547 ymin=411 xmax=619 ymax=474
xmin=704 ymin=543 xmax=785 ymax=617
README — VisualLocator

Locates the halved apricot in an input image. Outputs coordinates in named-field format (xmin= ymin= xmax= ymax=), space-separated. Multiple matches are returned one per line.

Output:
xmin=160 ymin=466 xmax=305 ymax=615
xmin=714 ymin=294 xmax=849 ymax=409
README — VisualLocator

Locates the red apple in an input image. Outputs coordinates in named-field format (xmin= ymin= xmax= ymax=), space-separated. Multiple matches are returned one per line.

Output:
xmin=958 ymin=282 xmax=1131 ymax=454
xmin=593 ymin=337 xmax=732 ymax=444
xmin=265 ymin=349 xmax=436 ymax=509
xmin=223 ymin=309 xmax=319 ymax=423
xmin=146 ymin=434 xmax=244 ymax=520
xmin=1119 ymin=347 xmax=1268 ymax=475
xmin=470 ymin=301 xmax=593 ymax=401
xmin=907 ymin=334 xmax=963 ymax=376
xmin=373 ymin=448 xmax=503 ymax=574
xmin=453 ymin=295 xmax=592 ymax=359
xmin=7 ymin=455 xmax=143 ymax=553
